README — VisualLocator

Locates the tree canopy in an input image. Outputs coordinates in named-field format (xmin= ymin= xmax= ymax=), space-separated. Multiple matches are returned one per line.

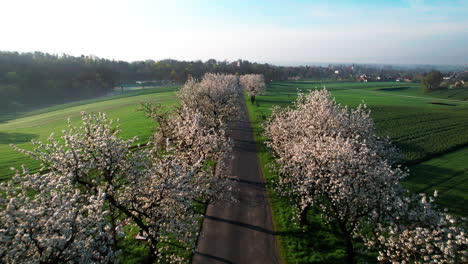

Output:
xmin=422 ymin=70 xmax=443 ymax=93
xmin=264 ymin=90 xmax=467 ymax=263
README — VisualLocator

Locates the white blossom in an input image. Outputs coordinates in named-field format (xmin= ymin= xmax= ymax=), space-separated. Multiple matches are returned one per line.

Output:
xmin=240 ymin=74 xmax=266 ymax=104
xmin=264 ymin=89 xmax=466 ymax=263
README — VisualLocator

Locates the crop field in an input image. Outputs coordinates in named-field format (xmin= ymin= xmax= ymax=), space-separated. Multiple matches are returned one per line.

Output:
xmin=402 ymin=147 xmax=468 ymax=216
xmin=0 ymin=86 xmax=179 ymax=180
xmin=371 ymin=105 xmax=468 ymax=163
xmin=246 ymin=81 xmax=468 ymax=262
xmin=257 ymin=82 xmax=468 ymax=163
xmin=428 ymin=87 xmax=468 ymax=101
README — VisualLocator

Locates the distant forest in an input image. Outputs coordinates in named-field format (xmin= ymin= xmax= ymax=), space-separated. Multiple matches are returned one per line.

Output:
xmin=0 ymin=51 xmax=439 ymax=113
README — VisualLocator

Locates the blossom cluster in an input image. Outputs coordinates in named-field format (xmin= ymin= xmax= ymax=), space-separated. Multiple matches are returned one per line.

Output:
xmin=239 ymin=74 xmax=266 ymax=98
xmin=1 ymin=73 xmax=242 ymax=263
xmin=1 ymin=113 xmax=137 ymax=262
xmin=178 ymin=73 xmax=241 ymax=130
xmin=366 ymin=192 xmax=467 ymax=263
xmin=1 ymin=170 xmax=114 ymax=263
xmin=264 ymin=89 xmax=466 ymax=263
xmin=265 ymin=90 xmax=402 ymax=225
xmin=147 ymin=73 xmax=243 ymax=203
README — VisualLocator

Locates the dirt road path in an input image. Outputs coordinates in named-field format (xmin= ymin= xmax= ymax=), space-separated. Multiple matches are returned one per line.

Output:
xmin=192 ymin=100 xmax=281 ymax=264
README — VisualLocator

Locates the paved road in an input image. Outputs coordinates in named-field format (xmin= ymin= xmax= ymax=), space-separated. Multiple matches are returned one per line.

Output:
xmin=192 ymin=101 xmax=281 ymax=264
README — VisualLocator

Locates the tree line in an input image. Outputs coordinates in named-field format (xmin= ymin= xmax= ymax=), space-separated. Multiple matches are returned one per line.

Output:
xmin=0 ymin=52 xmax=117 ymax=112
xmin=0 ymin=51 xmax=439 ymax=114
xmin=0 ymin=51 xmax=285 ymax=113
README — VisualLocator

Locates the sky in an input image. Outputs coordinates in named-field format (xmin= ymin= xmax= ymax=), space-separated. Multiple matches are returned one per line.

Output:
xmin=1 ymin=0 xmax=467 ymax=65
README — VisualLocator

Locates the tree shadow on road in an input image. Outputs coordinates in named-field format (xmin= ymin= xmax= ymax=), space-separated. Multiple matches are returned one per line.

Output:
xmin=204 ymin=215 xmax=276 ymax=235
xmin=192 ymin=251 xmax=235 ymax=264
xmin=232 ymin=139 xmax=257 ymax=153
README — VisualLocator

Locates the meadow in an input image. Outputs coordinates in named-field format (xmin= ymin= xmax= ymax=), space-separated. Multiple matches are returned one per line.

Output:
xmin=0 ymin=86 xmax=179 ymax=180
xmin=246 ymin=81 xmax=468 ymax=263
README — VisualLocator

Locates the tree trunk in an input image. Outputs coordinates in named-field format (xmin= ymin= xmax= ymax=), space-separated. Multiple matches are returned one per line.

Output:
xmin=250 ymin=95 xmax=255 ymax=104
xmin=110 ymin=206 xmax=118 ymax=251
xmin=344 ymin=232 xmax=355 ymax=264
xmin=299 ymin=204 xmax=311 ymax=226
xmin=337 ymin=219 xmax=355 ymax=264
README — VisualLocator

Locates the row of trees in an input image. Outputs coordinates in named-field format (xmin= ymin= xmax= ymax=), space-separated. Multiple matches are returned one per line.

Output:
xmin=1 ymin=51 xmax=442 ymax=114
xmin=0 ymin=52 xmax=118 ymax=112
xmin=264 ymin=90 xmax=467 ymax=263
xmin=0 ymin=73 xmax=243 ymax=263
xmin=291 ymin=64 xmax=431 ymax=83
xmin=0 ymin=52 xmax=284 ymax=113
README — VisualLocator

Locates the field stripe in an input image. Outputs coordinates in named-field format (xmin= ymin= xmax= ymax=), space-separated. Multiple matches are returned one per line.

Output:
xmin=350 ymin=89 xmax=468 ymax=104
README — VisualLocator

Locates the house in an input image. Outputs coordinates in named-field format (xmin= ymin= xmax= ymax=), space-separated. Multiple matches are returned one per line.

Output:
xmin=454 ymin=81 xmax=464 ymax=88
xmin=359 ymin=74 xmax=368 ymax=82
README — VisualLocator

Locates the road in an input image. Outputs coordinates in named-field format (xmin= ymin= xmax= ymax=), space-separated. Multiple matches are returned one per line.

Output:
xmin=192 ymin=100 xmax=281 ymax=264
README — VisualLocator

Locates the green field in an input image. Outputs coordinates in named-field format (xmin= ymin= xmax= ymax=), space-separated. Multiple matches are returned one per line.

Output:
xmin=246 ymin=81 xmax=468 ymax=263
xmin=0 ymin=86 xmax=179 ymax=180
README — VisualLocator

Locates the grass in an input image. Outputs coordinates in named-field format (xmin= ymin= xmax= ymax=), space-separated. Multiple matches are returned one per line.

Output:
xmin=401 ymin=147 xmax=468 ymax=216
xmin=427 ymin=87 xmax=468 ymax=101
xmin=0 ymin=86 xmax=179 ymax=123
xmin=371 ymin=105 xmax=468 ymax=163
xmin=245 ymin=81 xmax=468 ymax=263
xmin=258 ymin=82 xmax=468 ymax=163
xmin=0 ymin=86 xmax=179 ymax=180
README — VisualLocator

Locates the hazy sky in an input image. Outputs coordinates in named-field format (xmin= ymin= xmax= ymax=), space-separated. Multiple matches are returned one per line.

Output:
xmin=2 ymin=0 xmax=467 ymax=65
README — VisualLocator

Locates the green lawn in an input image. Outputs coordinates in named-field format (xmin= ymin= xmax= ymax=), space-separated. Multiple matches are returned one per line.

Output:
xmin=0 ymin=86 xmax=179 ymax=180
xmin=246 ymin=81 xmax=468 ymax=263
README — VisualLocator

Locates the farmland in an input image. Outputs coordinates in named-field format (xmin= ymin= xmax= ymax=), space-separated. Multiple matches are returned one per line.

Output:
xmin=0 ymin=86 xmax=179 ymax=180
xmin=1 ymin=80 xmax=466 ymax=262
xmin=246 ymin=81 xmax=468 ymax=262
xmin=2 ymin=81 xmax=465 ymax=214
xmin=254 ymin=82 xmax=468 ymax=165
